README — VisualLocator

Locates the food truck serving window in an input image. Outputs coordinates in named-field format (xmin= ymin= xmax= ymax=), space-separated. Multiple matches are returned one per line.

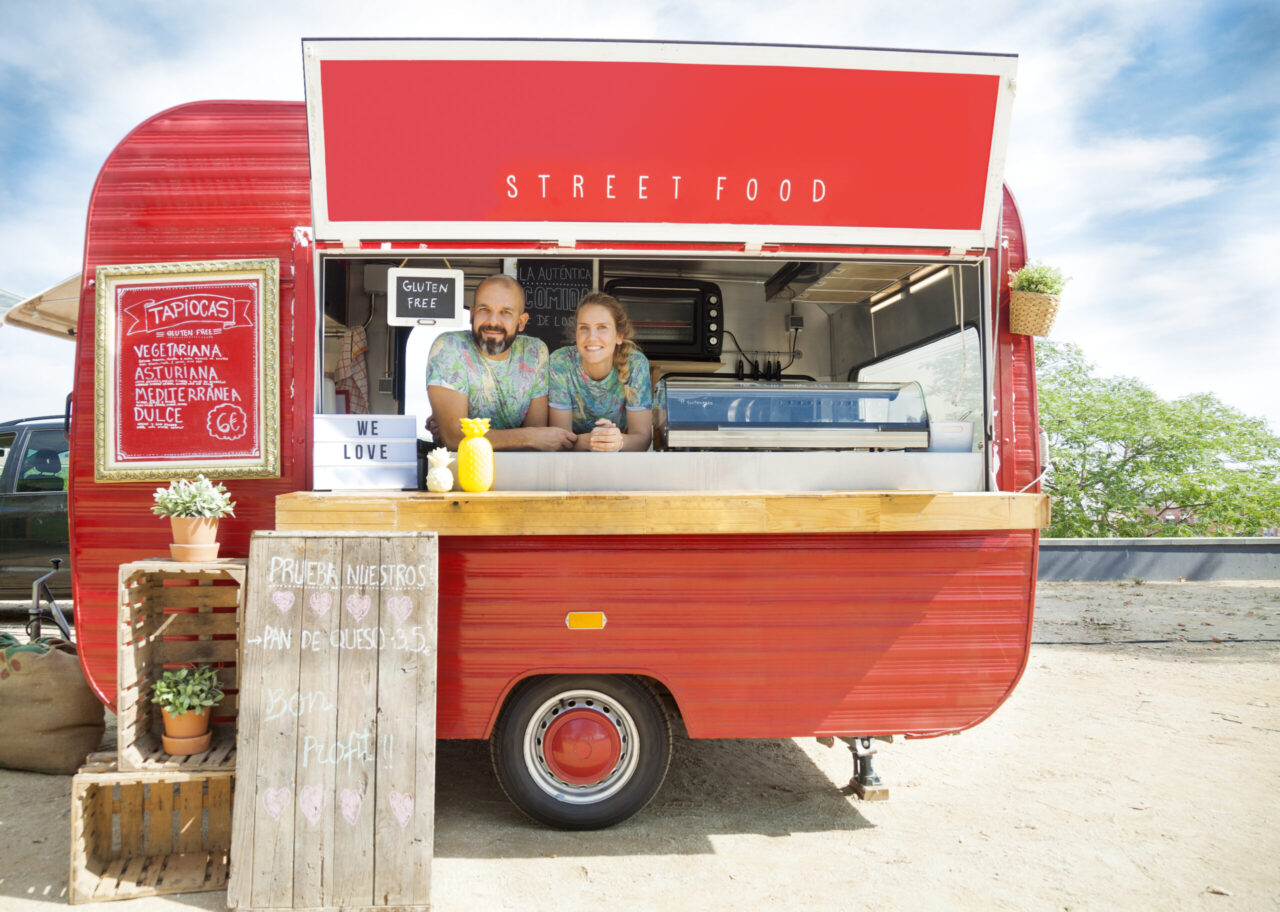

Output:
xmin=317 ymin=253 xmax=991 ymax=494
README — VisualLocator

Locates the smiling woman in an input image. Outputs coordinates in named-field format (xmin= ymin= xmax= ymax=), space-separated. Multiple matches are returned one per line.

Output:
xmin=548 ymin=292 xmax=654 ymax=452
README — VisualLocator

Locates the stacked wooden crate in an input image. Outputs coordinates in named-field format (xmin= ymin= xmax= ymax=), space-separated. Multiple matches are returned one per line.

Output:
xmin=69 ymin=752 xmax=235 ymax=903
xmin=69 ymin=559 xmax=246 ymax=904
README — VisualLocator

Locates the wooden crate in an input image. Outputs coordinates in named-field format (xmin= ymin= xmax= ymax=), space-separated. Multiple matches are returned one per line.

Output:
xmin=117 ymin=559 xmax=247 ymax=772
xmin=70 ymin=752 xmax=235 ymax=904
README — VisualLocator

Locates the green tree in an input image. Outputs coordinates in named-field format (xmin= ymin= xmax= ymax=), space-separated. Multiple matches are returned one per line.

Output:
xmin=1035 ymin=341 xmax=1280 ymax=537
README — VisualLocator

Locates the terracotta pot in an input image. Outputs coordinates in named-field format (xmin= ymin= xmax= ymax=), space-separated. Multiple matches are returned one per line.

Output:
xmin=162 ymin=705 xmax=210 ymax=738
xmin=161 ymin=731 xmax=212 ymax=755
xmin=169 ymin=516 xmax=220 ymax=561
xmin=161 ymin=706 xmax=211 ymax=755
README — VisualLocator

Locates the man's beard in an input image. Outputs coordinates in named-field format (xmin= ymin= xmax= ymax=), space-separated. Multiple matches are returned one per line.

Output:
xmin=473 ymin=324 xmax=515 ymax=356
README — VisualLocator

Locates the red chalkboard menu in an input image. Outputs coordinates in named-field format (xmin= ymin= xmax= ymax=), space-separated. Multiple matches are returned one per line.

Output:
xmin=94 ymin=260 xmax=280 ymax=481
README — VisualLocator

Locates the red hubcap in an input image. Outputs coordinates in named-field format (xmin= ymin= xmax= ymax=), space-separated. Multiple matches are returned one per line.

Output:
xmin=542 ymin=708 xmax=623 ymax=786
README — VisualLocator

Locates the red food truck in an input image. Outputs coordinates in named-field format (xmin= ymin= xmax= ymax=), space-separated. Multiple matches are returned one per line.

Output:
xmin=66 ymin=39 xmax=1046 ymax=828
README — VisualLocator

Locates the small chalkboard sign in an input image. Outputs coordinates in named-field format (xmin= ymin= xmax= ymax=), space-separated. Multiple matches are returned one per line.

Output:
xmin=387 ymin=268 xmax=465 ymax=328
xmin=516 ymin=259 xmax=593 ymax=350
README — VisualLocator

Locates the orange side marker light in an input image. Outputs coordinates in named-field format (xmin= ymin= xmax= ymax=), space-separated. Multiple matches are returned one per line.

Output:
xmin=565 ymin=611 xmax=607 ymax=630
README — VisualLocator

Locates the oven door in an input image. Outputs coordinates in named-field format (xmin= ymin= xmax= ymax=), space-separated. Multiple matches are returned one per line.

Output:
xmin=605 ymin=278 xmax=721 ymax=360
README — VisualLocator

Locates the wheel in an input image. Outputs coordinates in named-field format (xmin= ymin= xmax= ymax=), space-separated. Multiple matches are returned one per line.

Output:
xmin=490 ymin=675 xmax=672 ymax=830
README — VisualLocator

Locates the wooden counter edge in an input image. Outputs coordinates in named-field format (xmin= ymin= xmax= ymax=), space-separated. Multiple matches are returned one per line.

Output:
xmin=275 ymin=490 xmax=1049 ymax=536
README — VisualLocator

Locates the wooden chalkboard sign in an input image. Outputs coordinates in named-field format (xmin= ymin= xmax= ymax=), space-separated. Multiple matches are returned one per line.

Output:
xmin=229 ymin=532 xmax=437 ymax=912
xmin=387 ymin=268 xmax=466 ymax=328
xmin=93 ymin=259 xmax=280 ymax=482
xmin=516 ymin=258 xmax=592 ymax=350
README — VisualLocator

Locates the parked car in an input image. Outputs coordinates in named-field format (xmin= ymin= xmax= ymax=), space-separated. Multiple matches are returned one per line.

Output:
xmin=0 ymin=415 xmax=71 ymax=597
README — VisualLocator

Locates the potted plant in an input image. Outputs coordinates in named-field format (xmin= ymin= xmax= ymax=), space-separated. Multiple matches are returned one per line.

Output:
xmin=1008 ymin=261 xmax=1068 ymax=336
xmin=151 ymin=474 xmax=235 ymax=561
xmin=151 ymin=664 xmax=224 ymax=755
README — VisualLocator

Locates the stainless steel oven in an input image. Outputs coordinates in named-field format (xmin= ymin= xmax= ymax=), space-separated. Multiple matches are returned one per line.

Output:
xmin=603 ymin=277 xmax=723 ymax=361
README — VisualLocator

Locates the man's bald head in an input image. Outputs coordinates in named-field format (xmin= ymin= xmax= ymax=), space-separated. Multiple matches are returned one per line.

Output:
xmin=473 ymin=274 xmax=526 ymax=312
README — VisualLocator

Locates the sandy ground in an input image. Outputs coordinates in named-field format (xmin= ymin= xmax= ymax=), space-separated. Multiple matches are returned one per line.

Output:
xmin=1 ymin=580 xmax=1277 ymax=911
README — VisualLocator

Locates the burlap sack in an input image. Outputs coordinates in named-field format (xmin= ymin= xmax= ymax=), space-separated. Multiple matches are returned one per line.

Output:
xmin=0 ymin=634 xmax=105 ymax=774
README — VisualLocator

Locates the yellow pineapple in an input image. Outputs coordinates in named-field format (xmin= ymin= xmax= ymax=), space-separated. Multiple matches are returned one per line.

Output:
xmin=457 ymin=417 xmax=494 ymax=492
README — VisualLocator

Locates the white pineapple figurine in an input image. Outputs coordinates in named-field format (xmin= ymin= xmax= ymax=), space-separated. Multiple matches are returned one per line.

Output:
xmin=425 ymin=447 xmax=455 ymax=493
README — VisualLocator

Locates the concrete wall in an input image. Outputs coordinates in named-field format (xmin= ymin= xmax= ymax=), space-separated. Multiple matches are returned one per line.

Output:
xmin=1039 ymin=538 xmax=1280 ymax=581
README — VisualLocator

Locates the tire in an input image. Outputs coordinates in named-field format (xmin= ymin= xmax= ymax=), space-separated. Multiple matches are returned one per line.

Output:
xmin=490 ymin=675 xmax=672 ymax=830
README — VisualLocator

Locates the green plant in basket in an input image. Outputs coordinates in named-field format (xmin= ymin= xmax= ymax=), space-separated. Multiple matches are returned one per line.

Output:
xmin=1010 ymin=261 xmax=1068 ymax=295
xmin=151 ymin=474 xmax=236 ymax=519
xmin=151 ymin=664 xmax=224 ymax=717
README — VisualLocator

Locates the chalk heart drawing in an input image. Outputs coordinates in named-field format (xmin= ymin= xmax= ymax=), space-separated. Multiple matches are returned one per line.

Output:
xmin=389 ymin=791 xmax=414 ymax=830
xmin=309 ymin=592 xmax=333 ymax=617
xmin=345 ymin=594 xmax=372 ymax=622
xmin=271 ymin=590 xmax=295 ymax=614
xmin=387 ymin=595 xmax=413 ymax=625
xmin=263 ymin=787 xmax=291 ymax=821
xmin=339 ymin=788 xmax=362 ymax=826
xmin=299 ymin=785 xmax=326 ymax=827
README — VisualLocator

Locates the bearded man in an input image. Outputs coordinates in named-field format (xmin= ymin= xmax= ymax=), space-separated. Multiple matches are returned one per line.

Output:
xmin=425 ymin=274 xmax=577 ymax=451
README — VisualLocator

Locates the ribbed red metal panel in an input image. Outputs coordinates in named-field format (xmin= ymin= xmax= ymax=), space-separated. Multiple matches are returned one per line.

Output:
xmin=68 ymin=101 xmax=1039 ymax=741
xmin=69 ymin=102 xmax=312 ymax=705
xmin=994 ymin=185 xmax=1040 ymax=494
xmin=436 ymin=531 xmax=1037 ymax=739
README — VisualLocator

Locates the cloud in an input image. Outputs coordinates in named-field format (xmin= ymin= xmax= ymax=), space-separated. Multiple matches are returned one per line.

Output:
xmin=1 ymin=0 xmax=1276 ymax=434
xmin=1 ymin=0 xmax=672 ymax=291
xmin=1051 ymin=217 xmax=1280 ymax=431
xmin=0 ymin=328 xmax=74 ymax=418
xmin=1013 ymin=134 xmax=1218 ymax=228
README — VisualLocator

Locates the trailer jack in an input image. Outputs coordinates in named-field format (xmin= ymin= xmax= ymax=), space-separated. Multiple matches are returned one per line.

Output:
xmin=817 ymin=736 xmax=890 ymax=801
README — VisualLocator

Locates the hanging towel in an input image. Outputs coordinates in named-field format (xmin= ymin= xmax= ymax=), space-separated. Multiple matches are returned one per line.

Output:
xmin=334 ymin=325 xmax=370 ymax=414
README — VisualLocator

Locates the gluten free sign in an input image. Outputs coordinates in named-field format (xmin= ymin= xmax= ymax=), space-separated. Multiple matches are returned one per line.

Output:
xmin=387 ymin=267 xmax=465 ymax=328
xmin=230 ymin=532 xmax=438 ymax=912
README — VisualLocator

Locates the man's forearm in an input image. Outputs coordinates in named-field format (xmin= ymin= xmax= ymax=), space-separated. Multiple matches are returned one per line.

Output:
xmin=484 ymin=426 xmax=541 ymax=451
xmin=620 ymin=430 xmax=652 ymax=452
xmin=434 ymin=417 xmax=536 ymax=451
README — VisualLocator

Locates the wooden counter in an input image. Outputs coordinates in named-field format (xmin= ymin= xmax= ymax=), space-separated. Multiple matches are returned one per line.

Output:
xmin=275 ymin=490 xmax=1050 ymax=536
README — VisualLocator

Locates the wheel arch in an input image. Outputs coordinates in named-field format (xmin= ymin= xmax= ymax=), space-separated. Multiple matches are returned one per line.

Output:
xmin=482 ymin=669 xmax=684 ymax=739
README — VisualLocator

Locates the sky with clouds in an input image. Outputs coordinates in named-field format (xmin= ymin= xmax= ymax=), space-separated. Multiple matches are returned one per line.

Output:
xmin=1 ymin=0 xmax=1277 ymax=430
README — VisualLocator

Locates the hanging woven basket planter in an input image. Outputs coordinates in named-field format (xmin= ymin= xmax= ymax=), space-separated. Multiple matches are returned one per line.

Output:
xmin=1009 ymin=289 xmax=1061 ymax=336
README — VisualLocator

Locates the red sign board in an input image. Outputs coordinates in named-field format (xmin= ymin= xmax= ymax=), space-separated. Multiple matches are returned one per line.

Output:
xmin=94 ymin=260 xmax=280 ymax=480
xmin=303 ymin=41 xmax=1017 ymax=248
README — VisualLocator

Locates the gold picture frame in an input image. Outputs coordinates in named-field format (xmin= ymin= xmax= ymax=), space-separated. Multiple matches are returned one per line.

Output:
xmin=94 ymin=259 xmax=280 ymax=482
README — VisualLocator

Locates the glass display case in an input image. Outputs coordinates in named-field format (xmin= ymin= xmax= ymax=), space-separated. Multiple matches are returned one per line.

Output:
xmin=657 ymin=379 xmax=931 ymax=450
